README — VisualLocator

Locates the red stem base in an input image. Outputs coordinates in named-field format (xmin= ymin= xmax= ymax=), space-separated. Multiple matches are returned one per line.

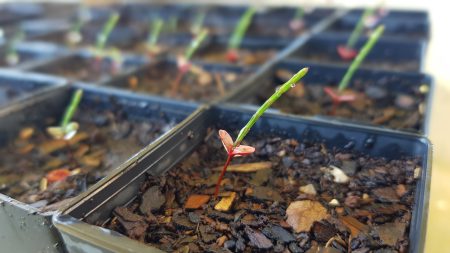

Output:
xmin=214 ymin=153 xmax=234 ymax=198
xmin=323 ymin=87 xmax=356 ymax=116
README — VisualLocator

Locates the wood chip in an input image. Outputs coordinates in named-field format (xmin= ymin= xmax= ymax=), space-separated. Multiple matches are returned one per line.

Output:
xmin=39 ymin=132 xmax=89 ymax=155
xmin=340 ymin=216 xmax=370 ymax=237
xmin=214 ymin=192 xmax=237 ymax=212
xmin=184 ymin=194 xmax=210 ymax=209
xmin=286 ymin=200 xmax=329 ymax=233
xmin=19 ymin=127 xmax=34 ymax=140
xmin=213 ymin=162 xmax=272 ymax=173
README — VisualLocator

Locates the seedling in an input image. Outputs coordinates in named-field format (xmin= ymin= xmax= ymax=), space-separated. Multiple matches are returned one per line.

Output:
xmin=66 ymin=17 xmax=85 ymax=45
xmin=92 ymin=12 xmax=120 ymax=60
xmin=226 ymin=7 xmax=256 ymax=63
xmin=191 ymin=10 xmax=206 ymax=35
xmin=325 ymin=25 xmax=384 ymax=115
xmin=171 ymin=29 xmax=209 ymax=95
xmin=337 ymin=7 xmax=377 ymax=60
xmin=215 ymin=67 xmax=309 ymax=197
xmin=290 ymin=7 xmax=305 ymax=31
xmin=5 ymin=30 xmax=24 ymax=66
xmin=167 ymin=16 xmax=179 ymax=33
xmin=145 ymin=19 xmax=164 ymax=56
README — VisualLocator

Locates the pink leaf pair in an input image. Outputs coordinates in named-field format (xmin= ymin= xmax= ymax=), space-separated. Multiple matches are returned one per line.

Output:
xmin=218 ymin=130 xmax=255 ymax=157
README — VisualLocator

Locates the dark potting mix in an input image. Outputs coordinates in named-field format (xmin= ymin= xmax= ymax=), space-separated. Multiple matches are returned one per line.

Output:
xmin=0 ymin=101 xmax=177 ymax=210
xmin=102 ymin=129 xmax=421 ymax=253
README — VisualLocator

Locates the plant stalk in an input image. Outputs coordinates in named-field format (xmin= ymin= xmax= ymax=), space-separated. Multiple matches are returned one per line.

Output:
xmin=147 ymin=19 xmax=163 ymax=49
xmin=184 ymin=29 xmax=209 ymax=60
xmin=96 ymin=12 xmax=120 ymax=51
xmin=61 ymin=89 xmax=83 ymax=128
xmin=228 ymin=7 xmax=256 ymax=50
xmin=214 ymin=153 xmax=233 ymax=197
xmin=346 ymin=7 xmax=377 ymax=49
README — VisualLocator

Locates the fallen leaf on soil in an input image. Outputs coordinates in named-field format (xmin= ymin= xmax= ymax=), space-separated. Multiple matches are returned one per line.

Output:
xmin=299 ymin=184 xmax=317 ymax=195
xmin=245 ymin=186 xmax=283 ymax=202
xmin=214 ymin=192 xmax=237 ymax=212
xmin=113 ymin=206 xmax=148 ymax=240
xmin=39 ymin=132 xmax=88 ymax=155
xmin=340 ymin=216 xmax=370 ymax=237
xmin=375 ymin=221 xmax=406 ymax=246
xmin=184 ymin=194 xmax=210 ymax=209
xmin=286 ymin=200 xmax=329 ymax=233
xmin=213 ymin=162 xmax=272 ymax=173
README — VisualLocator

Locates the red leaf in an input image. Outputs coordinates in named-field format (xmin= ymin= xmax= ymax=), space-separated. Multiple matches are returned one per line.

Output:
xmin=46 ymin=168 xmax=71 ymax=183
xmin=218 ymin=130 xmax=234 ymax=153
xmin=232 ymin=145 xmax=255 ymax=156
xmin=337 ymin=45 xmax=358 ymax=61
xmin=323 ymin=87 xmax=356 ymax=104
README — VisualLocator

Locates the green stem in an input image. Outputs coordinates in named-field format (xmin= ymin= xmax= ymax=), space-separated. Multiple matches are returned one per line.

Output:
xmin=184 ymin=29 xmax=208 ymax=60
xmin=96 ymin=12 xmax=120 ymax=50
xmin=191 ymin=11 xmax=206 ymax=34
xmin=147 ymin=19 xmax=163 ymax=49
xmin=346 ymin=7 xmax=376 ymax=49
xmin=338 ymin=25 xmax=385 ymax=92
xmin=167 ymin=16 xmax=178 ymax=33
xmin=228 ymin=7 xmax=256 ymax=50
xmin=233 ymin=67 xmax=309 ymax=146
xmin=71 ymin=17 xmax=84 ymax=34
xmin=294 ymin=7 xmax=304 ymax=20
xmin=61 ymin=89 xmax=83 ymax=128
xmin=6 ymin=30 xmax=24 ymax=56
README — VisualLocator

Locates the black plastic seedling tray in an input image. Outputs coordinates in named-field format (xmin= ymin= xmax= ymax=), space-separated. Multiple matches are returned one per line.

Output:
xmin=102 ymin=59 xmax=255 ymax=103
xmin=26 ymin=50 xmax=148 ymax=83
xmin=0 ymin=3 xmax=43 ymax=25
xmin=286 ymin=33 xmax=426 ymax=72
xmin=0 ymin=83 xmax=198 ymax=253
xmin=226 ymin=60 xmax=433 ymax=134
xmin=0 ymin=69 xmax=66 ymax=109
xmin=53 ymin=104 xmax=431 ymax=253
xmin=327 ymin=9 xmax=430 ymax=41
xmin=0 ymin=42 xmax=67 ymax=69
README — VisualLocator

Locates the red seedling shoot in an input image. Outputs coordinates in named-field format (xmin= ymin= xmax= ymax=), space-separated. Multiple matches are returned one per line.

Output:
xmin=171 ymin=56 xmax=192 ymax=95
xmin=323 ymin=87 xmax=356 ymax=115
xmin=215 ymin=130 xmax=255 ymax=197
xmin=337 ymin=45 xmax=358 ymax=61
xmin=226 ymin=49 xmax=239 ymax=63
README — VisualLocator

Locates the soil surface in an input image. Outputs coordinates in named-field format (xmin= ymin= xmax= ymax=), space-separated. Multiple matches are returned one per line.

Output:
xmin=103 ymin=130 xmax=421 ymax=253
xmin=0 ymin=85 xmax=40 ymax=106
xmin=255 ymin=70 xmax=426 ymax=132
xmin=296 ymin=54 xmax=420 ymax=72
xmin=32 ymin=55 xmax=134 ymax=83
xmin=195 ymin=45 xmax=277 ymax=66
xmin=0 ymin=102 xmax=177 ymax=210
xmin=111 ymin=62 xmax=252 ymax=102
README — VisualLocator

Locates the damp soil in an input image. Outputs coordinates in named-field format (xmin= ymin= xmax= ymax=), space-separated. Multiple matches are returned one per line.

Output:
xmin=109 ymin=62 xmax=252 ymax=102
xmin=297 ymin=54 xmax=420 ymax=72
xmin=102 ymin=130 xmax=421 ymax=253
xmin=0 ymin=101 xmax=177 ymax=210
xmin=31 ymin=55 xmax=135 ymax=83
xmin=195 ymin=45 xmax=277 ymax=66
xmin=255 ymin=70 xmax=427 ymax=132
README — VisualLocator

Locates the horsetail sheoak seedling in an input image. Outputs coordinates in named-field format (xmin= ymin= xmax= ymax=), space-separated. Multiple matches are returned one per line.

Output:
xmin=92 ymin=12 xmax=120 ymax=59
xmin=337 ymin=7 xmax=377 ymax=60
xmin=290 ymin=7 xmax=305 ymax=31
xmin=171 ymin=29 xmax=209 ymax=95
xmin=226 ymin=7 xmax=256 ymax=63
xmin=325 ymin=25 xmax=385 ymax=115
xmin=66 ymin=17 xmax=85 ymax=45
xmin=191 ymin=10 xmax=206 ymax=35
xmin=5 ymin=30 xmax=24 ymax=66
xmin=215 ymin=67 xmax=309 ymax=197
xmin=47 ymin=89 xmax=84 ymax=140
xmin=146 ymin=19 xmax=164 ymax=55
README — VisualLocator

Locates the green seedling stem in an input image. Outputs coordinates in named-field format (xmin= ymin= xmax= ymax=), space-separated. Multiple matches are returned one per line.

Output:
xmin=191 ymin=11 xmax=206 ymax=34
xmin=338 ymin=25 xmax=385 ymax=92
xmin=228 ymin=7 xmax=256 ymax=50
xmin=346 ymin=7 xmax=377 ymax=49
xmin=234 ymin=67 xmax=309 ymax=147
xmin=96 ymin=12 xmax=120 ymax=50
xmin=6 ymin=30 xmax=24 ymax=55
xmin=294 ymin=7 xmax=304 ymax=19
xmin=61 ymin=89 xmax=83 ymax=128
xmin=184 ymin=29 xmax=209 ymax=60
xmin=147 ymin=19 xmax=163 ymax=48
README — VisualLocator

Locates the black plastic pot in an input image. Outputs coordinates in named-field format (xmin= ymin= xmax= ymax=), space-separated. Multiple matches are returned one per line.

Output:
xmin=26 ymin=50 xmax=148 ymax=83
xmin=0 ymin=83 xmax=198 ymax=253
xmin=102 ymin=58 xmax=254 ymax=103
xmin=286 ymin=33 xmax=426 ymax=72
xmin=52 ymin=104 xmax=431 ymax=253
xmin=327 ymin=9 xmax=430 ymax=40
xmin=0 ymin=42 xmax=67 ymax=69
xmin=226 ymin=60 xmax=433 ymax=134
xmin=0 ymin=69 xmax=66 ymax=109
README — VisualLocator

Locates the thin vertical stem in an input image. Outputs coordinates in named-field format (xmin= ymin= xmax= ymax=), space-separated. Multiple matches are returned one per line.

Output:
xmin=214 ymin=154 xmax=234 ymax=198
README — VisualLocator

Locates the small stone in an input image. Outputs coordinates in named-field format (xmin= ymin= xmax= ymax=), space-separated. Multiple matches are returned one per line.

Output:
xmin=419 ymin=84 xmax=429 ymax=93
xmin=345 ymin=195 xmax=361 ymax=208
xmin=215 ymin=192 xmax=237 ymax=212
xmin=19 ymin=127 xmax=34 ymax=140
xmin=245 ymin=227 xmax=273 ymax=249
xmin=184 ymin=195 xmax=210 ymax=209
xmin=329 ymin=199 xmax=340 ymax=206
xmin=262 ymin=225 xmax=295 ymax=243
xmin=414 ymin=167 xmax=421 ymax=179
xmin=341 ymin=160 xmax=358 ymax=176
xmin=224 ymin=240 xmax=236 ymax=250
xmin=188 ymin=212 xmax=201 ymax=223
xmin=395 ymin=94 xmax=415 ymax=110
xmin=322 ymin=166 xmax=350 ymax=184
xmin=362 ymin=193 xmax=370 ymax=200
xmin=299 ymin=184 xmax=317 ymax=195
